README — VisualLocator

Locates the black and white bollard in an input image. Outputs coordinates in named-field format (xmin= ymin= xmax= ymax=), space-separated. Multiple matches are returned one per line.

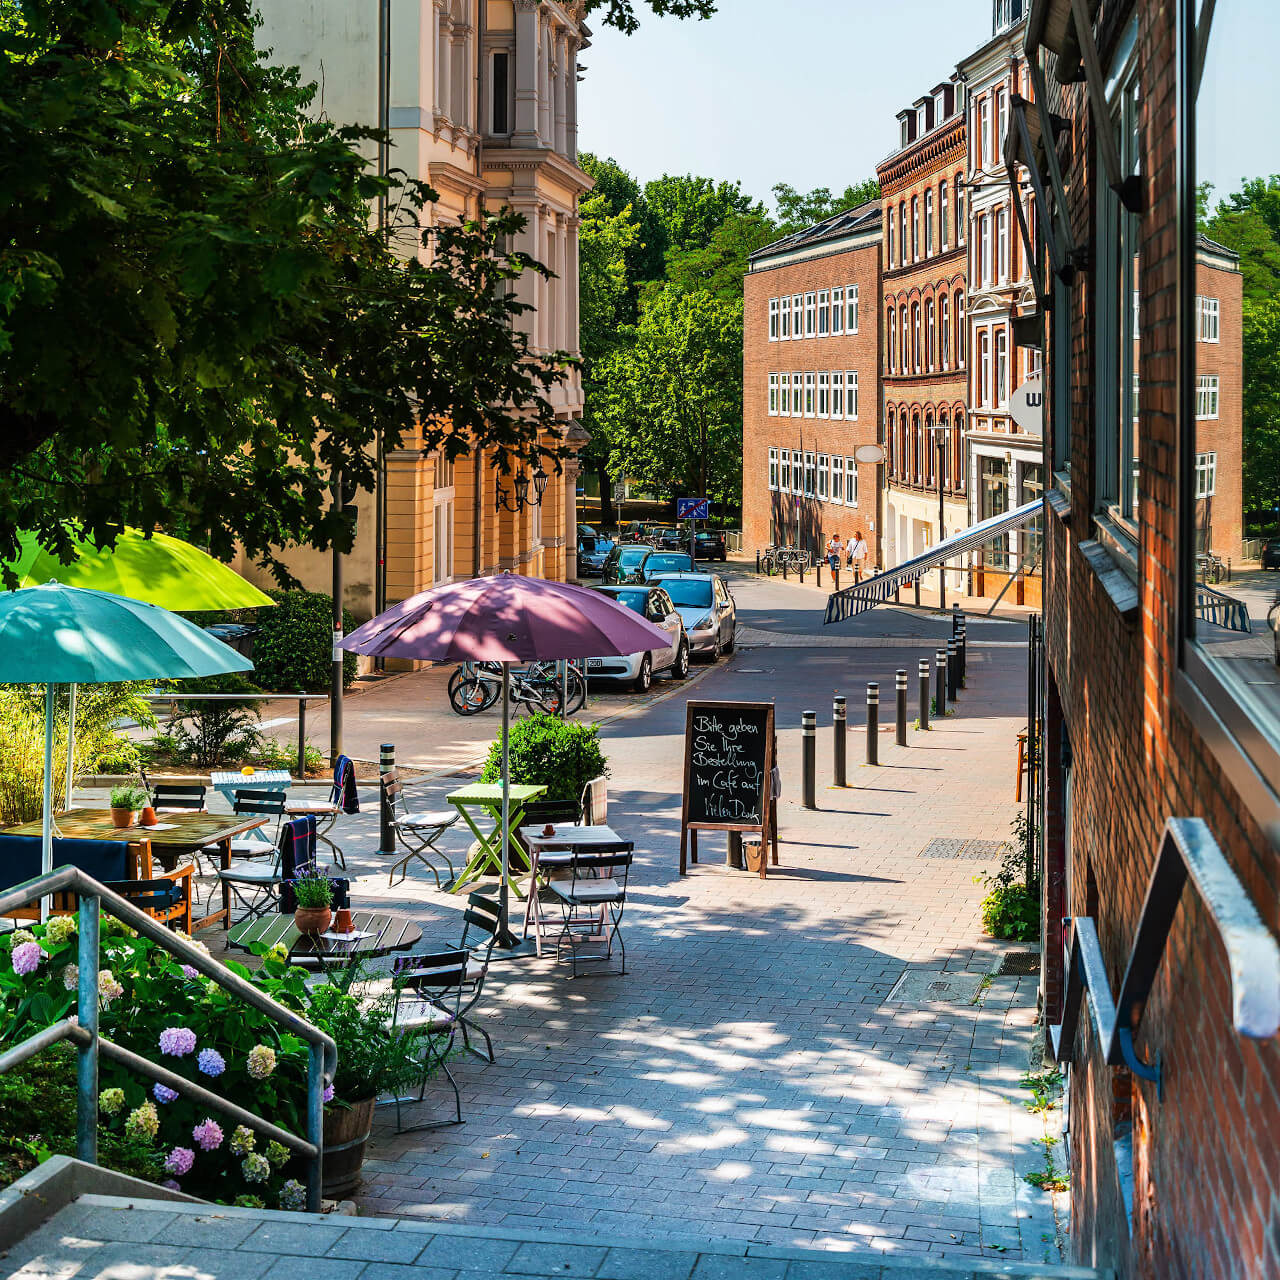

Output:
xmin=866 ymin=683 xmax=879 ymax=766
xmin=896 ymin=669 xmax=908 ymax=746
xmin=935 ymin=649 xmax=948 ymax=718
xmin=947 ymin=638 xmax=959 ymax=703
xmin=957 ymin=620 xmax=967 ymax=687
xmin=378 ymin=742 xmax=396 ymax=857
xmin=919 ymin=658 xmax=931 ymax=731
xmin=802 ymin=711 xmax=817 ymax=809
xmin=833 ymin=695 xmax=847 ymax=788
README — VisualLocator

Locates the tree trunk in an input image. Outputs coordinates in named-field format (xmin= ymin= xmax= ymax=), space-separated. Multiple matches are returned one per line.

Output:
xmin=596 ymin=463 xmax=615 ymax=528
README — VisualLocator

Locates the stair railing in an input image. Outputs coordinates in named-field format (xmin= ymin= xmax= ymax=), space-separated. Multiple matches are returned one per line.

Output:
xmin=0 ymin=866 xmax=336 ymax=1212
xmin=1051 ymin=817 xmax=1280 ymax=1098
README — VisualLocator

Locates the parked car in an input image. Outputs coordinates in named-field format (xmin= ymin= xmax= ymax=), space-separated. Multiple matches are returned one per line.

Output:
xmin=577 ymin=523 xmax=598 ymax=540
xmin=601 ymin=544 xmax=653 ymax=584
xmin=657 ymin=526 xmax=686 ymax=551
xmin=694 ymin=529 xmax=728 ymax=561
xmin=577 ymin=535 xmax=615 ymax=577
xmin=587 ymin=585 xmax=690 ymax=691
xmin=617 ymin=522 xmax=652 ymax=544
xmin=1262 ymin=537 xmax=1280 ymax=569
xmin=650 ymin=572 xmax=737 ymax=659
xmin=641 ymin=551 xmax=694 ymax=581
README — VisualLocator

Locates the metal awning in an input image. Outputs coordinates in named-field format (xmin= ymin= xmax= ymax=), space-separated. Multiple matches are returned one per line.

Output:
xmin=824 ymin=501 xmax=1041 ymax=625
xmin=1005 ymin=92 xmax=1075 ymax=282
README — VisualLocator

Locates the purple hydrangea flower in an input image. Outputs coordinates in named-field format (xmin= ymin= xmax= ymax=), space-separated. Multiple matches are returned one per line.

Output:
xmin=322 ymin=1083 xmax=335 ymax=1103
xmin=181 ymin=965 xmax=200 ymax=981
xmin=153 ymin=1083 xmax=179 ymax=1105
xmin=192 ymin=1118 xmax=223 ymax=1152
xmin=197 ymin=1048 xmax=225 ymax=1077
xmin=164 ymin=1147 xmax=195 ymax=1177
xmin=158 ymin=1027 xmax=197 ymax=1057
xmin=11 ymin=941 xmax=42 ymax=976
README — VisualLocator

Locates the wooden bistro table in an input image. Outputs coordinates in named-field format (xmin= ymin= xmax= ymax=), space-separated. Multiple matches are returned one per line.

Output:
xmin=445 ymin=782 xmax=546 ymax=896
xmin=3 ymin=808 xmax=267 ymax=933
xmin=517 ymin=823 xmax=622 ymax=955
xmin=227 ymin=910 xmax=422 ymax=970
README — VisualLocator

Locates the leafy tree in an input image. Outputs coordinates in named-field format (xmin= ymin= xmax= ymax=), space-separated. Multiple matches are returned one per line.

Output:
xmin=663 ymin=211 xmax=778 ymax=302
xmin=583 ymin=0 xmax=715 ymax=33
xmin=1241 ymin=297 xmax=1280 ymax=524
xmin=643 ymin=174 xmax=763 ymax=259
xmin=597 ymin=288 xmax=742 ymax=503
xmin=771 ymin=179 xmax=882 ymax=236
xmin=0 ymin=0 xmax=571 ymax=583
xmin=578 ymin=156 xmax=661 ymax=315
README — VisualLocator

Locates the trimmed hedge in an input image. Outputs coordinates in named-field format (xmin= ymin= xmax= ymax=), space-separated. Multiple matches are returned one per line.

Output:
xmin=253 ymin=590 xmax=358 ymax=692
xmin=479 ymin=714 xmax=608 ymax=807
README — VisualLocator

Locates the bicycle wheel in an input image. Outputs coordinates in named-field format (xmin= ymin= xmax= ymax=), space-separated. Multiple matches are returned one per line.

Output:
xmin=1268 ymin=599 xmax=1280 ymax=630
xmin=564 ymin=670 xmax=587 ymax=716
xmin=448 ymin=666 xmax=493 ymax=716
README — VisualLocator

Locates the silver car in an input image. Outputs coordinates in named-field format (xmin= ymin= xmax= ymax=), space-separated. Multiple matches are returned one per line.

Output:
xmin=588 ymin=585 xmax=690 ymax=691
xmin=650 ymin=572 xmax=737 ymax=660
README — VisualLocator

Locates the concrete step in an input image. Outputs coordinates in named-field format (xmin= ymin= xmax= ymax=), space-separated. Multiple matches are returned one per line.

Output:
xmin=2 ymin=1189 xmax=1110 ymax=1280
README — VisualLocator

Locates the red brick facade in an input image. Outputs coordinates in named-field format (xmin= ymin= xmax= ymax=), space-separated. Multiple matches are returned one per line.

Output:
xmin=1035 ymin=1 xmax=1278 ymax=1276
xmin=742 ymin=207 xmax=883 ymax=563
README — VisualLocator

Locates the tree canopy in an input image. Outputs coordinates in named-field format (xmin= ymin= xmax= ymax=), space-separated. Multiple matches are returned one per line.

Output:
xmin=772 ymin=180 xmax=882 ymax=237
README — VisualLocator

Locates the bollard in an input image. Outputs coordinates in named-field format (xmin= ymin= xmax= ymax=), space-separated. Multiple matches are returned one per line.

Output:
xmin=957 ymin=620 xmax=967 ymax=687
xmin=799 ymin=559 xmax=806 ymax=584
xmin=952 ymin=602 xmax=962 ymax=637
xmin=833 ymin=567 xmax=841 ymax=593
xmin=802 ymin=711 xmax=817 ymax=809
xmin=935 ymin=649 xmax=947 ymax=718
xmin=296 ymin=697 xmax=308 ymax=779
xmin=914 ymin=578 xmax=921 ymax=607
xmin=866 ymin=684 xmax=879 ymax=766
xmin=947 ymin=639 xmax=959 ymax=702
xmin=816 ymin=561 xmax=823 ymax=587
xmin=755 ymin=550 xmax=761 ymax=574
xmin=378 ymin=742 xmax=396 ymax=856
xmin=896 ymin=669 xmax=908 ymax=746
xmin=919 ymin=659 xmax=931 ymax=730
xmin=782 ymin=556 xmax=788 ymax=581
xmin=833 ymin=695 xmax=847 ymax=787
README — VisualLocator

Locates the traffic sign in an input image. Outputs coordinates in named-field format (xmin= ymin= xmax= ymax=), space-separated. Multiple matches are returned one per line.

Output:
xmin=677 ymin=498 xmax=710 ymax=519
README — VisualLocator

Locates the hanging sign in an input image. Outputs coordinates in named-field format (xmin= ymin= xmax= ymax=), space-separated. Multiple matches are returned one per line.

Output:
xmin=1010 ymin=373 xmax=1044 ymax=433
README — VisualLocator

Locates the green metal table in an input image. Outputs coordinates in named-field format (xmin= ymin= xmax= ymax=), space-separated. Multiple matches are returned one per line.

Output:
xmin=445 ymin=782 xmax=546 ymax=896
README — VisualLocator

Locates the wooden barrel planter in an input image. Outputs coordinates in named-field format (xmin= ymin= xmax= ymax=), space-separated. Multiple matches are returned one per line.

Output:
xmin=322 ymin=1096 xmax=375 ymax=1198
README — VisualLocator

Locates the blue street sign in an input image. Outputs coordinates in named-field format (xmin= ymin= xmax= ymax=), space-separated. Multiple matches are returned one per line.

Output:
xmin=677 ymin=498 xmax=710 ymax=519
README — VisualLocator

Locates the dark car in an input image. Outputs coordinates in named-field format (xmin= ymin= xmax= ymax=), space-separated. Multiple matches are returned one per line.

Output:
xmin=640 ymin=551 xmax=694 ymax=581
xmin=577 ymin=535 xmax=615 ymax=577
xmin=601 ymin=543 xmax=652 ymax=585
xmin=617 ymin=522 xmax=651 ymax=544
xmin=694 ymin=529 xmax=728 ymax=561
xmin=1262 ymin=538 xmax=1280 ymax=570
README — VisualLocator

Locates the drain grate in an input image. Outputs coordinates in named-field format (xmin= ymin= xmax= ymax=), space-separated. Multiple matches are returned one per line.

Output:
xmin=997 ymin=951 xmax=1041 ymax=976
xmin=920 ymin=837 xmax=1012 ymax=860
xmin=887 ymin=970 xmax=985 ymax=1004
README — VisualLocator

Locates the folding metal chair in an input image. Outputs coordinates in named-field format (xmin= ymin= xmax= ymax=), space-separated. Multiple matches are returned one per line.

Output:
xmin=215 ymin=809 xmax=303 ymax=922
xmin=381 ymin=769 xmax=458 ymax=888
xmin=431 ymin=891 xmax=500 ymax=1062
xmin=548 ymin=843 xmax=633 ymax=978
xmin=285 ymin=757 xmax=354 ymax=868
xmin=580 ymin=775 xmax=608 ymax=825
xmin=148 ymin=782 xmax=208 ymax=814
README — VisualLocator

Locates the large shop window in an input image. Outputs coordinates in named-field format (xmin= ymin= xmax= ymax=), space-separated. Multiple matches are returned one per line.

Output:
xmin=1181 ymin=0 xmax=1280 ymax=811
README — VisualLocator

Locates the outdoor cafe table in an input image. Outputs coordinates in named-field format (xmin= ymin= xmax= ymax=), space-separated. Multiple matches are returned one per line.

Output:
xmin=445 ymin=782 xmax=546 ymax=896
xmin=517 ymin=823 xmax=622 ymax=955
xmin=0 ymin=808 xmax=267 ymax=933
xmin=209 ymin=769 xmax=293 ymax=803
xmin=227 ymin=909 xmax=422 ymax=968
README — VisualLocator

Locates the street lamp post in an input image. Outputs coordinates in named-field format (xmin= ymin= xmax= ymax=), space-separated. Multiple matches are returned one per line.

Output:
xmin=926 ymin=424 xmax=948 ymax=611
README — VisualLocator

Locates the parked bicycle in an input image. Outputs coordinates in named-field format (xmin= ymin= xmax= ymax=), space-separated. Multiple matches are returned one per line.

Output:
xmin=1197 ymin=551 xmax=1226 ymax=585
xmin=447 ymin=660 xmax=582 ymax=717
xmin=759 ymin=545 xmax=809 ymax=575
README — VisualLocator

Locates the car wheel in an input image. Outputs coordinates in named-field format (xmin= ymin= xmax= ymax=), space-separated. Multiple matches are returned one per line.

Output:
xmin=633 ymin=654 xmax=653 ymax=693
xmin=673 ymin=641 xmax=690 ymax=679
xmin=710 ymin=633 xmax=722 ymax=661
xmin=723 ymin=630 xmax=735 ymax=654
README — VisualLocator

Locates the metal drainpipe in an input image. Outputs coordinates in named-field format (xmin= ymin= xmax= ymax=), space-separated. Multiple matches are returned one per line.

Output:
xmin=473 ymin=450 xmax=482 ymax=578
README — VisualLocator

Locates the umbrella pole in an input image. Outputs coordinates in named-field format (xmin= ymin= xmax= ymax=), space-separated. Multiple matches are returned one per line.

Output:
xmin=497 ymin=661 xmax=519 ymax=947
xmin=64 ymin=684 xmax=77 ymax=809
xmin=40 ymin=683 xmax=55 ymax=923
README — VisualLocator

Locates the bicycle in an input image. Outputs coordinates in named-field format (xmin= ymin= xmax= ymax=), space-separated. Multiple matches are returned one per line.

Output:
xmin=1197 ymin=551 xmax=1226 ymax=585
xmin=447 ymin=661 xmax=572 ymax=718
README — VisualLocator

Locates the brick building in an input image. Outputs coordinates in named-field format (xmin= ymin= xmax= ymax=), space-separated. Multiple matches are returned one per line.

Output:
xmin=1021 ymin=0 xmax=1279 ymax=1275
xmin=876 ymin=77 xmax=970 ymax=599
xmin=958 ymin=0 xmax=1045 ymax=606
xmin=741 ymin=204 xmax=883 ymax=564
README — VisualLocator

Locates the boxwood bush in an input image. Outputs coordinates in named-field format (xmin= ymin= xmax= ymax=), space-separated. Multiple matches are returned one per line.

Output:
xmin=479 ymin=714 xmax=608 ymax=807
xmin=252 ymin=590 xmax=358 ymax=693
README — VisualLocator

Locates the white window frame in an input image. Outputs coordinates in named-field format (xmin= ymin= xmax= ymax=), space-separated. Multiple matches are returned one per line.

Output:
xmin=831 ymin=455 xmax=845 ymax=504
xmin=997 ymin=328 xmax=1009 ymax=407
xmin=791 ymin=294 xmax=803 ymax=338
xmin=997 ymin=207 xmax=1009 ymax=283
xmin=899 ymin=204 xmax=907 ymax=267
xmin=925 ymin=189 xmax=934 ymax=255
xmin=816 ymin=454 xmax=829 ymax=501
xmin=804 ymin=451 xmax=816 ymax=497
xmin=780 ymin=449 xmax=792 ymax=492
xmin=1195 ymin=374 xmax=1220 ymax=420
xmin=768 ymin=373 xmax=779 ymax=416
xmin=926 ymin=300 xmax=935 ymax=372
xmin=793 ymin=371 xmax=802 ymax=417
xmin=981 ymin=214 xmax=992 ymax=286
xmin=846 ymin=370 xmax=859 ymax=420
xmin=779 ymin=372 xmax=790 ymax=417
xmin=804 ymin=292 xmax=817 ymax=337
xmin=768 ymin=298 xmax=779 ymax=341
xmin=887 ymin=309 xmax=896 ymax=372
xmin=940 ymin=179 xmax=949 ymax=249
xmin=831 ymin=370 xmax=845 ymax=419
xmin=1197 ymin=295 xmax=1220 ymax=343
xmin=911 ymin=196 xmax=920 ymax=261
xmin=980 ymin=328 xmax=992 ymax=408
xmin=1195 ymin=451 xmax=1217 ymax=498
xmin=846 ymin=456 xmax=859 ymax=507
xmin=804 ymin=371 xmax=815 ymax=418
xmin=817 ymin=289 xmax=830 ymax=338
xmin=847 ymin=285 xmax=859 ymax=334
xmin=831 ymin=287 xmax=844 ymax=335
xmin=816 ymin=372 xmax=830 ymax=418
xmin=940 ymin=295 xmax=950 ymax=368
xmin=768 ymin=447 xmax=779 ymax=490
xmin=887 ymin=218 xmax=895 ymax=270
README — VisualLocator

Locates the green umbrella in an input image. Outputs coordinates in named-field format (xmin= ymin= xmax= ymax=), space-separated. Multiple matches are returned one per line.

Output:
xmin=0 ymin=583 xmax=252 ymax=912
xmin=6 ymin=528 xmax=274 ymax=612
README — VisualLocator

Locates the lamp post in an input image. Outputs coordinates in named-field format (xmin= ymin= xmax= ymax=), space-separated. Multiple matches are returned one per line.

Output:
xmin=926 ymin=423 xmax=949 ymax=611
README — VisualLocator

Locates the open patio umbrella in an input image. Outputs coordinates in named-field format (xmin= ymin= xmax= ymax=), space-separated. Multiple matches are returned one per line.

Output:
xmin=341 ymin=574 xmax=670 ymax=944
xmin=0 ymin=583 xmax=253 ymax=914
xmin=2 ymin=529 xmax=273 ymax=802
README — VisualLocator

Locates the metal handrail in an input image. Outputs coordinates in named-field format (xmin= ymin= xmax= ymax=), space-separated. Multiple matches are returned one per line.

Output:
xmin=1050 ymin=818 xmax=1280 ymax=1100
xmin=1193 ymin=583 xmax=1251 ymax=634
xmin=0 ymin=866 xmax=336 ymax=1211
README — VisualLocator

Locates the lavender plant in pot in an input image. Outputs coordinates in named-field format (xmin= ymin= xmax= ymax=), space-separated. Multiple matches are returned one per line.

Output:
xmin=290 ymin=865 xmax=334 ymax=935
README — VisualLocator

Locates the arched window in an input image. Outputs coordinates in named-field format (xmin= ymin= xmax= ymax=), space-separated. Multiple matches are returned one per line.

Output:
xmin=956 ymin=291 xmax=966 ymax=366
xmin=900 ymin=306 xmax=908 ymax=374
xmin=886 ymin=410 xmax=896 ymax=476
xmin=912 ymin=304 xmax=921 ymax=373
xmin=926 ymin=299 xmax=936 ymax=372
xmin=887 ymin=307 xmax=896 ymax=372
xmin=925 ymin=413 xmax=935 ymax=486
xmin=912 ymin=413 xmax=922 ymax=483
xmin=940 ymin=294 xmax=950 ymax=368
xmin=899 ymin=203 xmax=908 ymax=268
xmin=955 ymin=173 xmax=966 ymax=243
xmin=939 ymin=414 xmax=950 ymax=489
xmin=939 ymin=179 xmax=949 ymax=250
xmin=953 ymin=412 xmax=965 ymax=493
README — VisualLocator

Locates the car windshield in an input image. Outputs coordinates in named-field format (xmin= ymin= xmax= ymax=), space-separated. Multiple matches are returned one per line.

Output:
xmin=645 ymin=554 xmax=693 ymax=574
xmin=609 ymin=589 xmax=649 ymax=613
xmin=659 ymin=579 xmax=713 ymax=608
xmin=618 ymin=547 xmax=648 ymax=566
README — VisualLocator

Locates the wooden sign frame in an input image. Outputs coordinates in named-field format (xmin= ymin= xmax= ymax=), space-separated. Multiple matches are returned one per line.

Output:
xmin=679 ymin=700 xmax=779 ymax=879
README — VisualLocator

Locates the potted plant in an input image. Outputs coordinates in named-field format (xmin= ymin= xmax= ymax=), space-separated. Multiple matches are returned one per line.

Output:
xmin=303 ymin=972 xmax=435 ymax=1197
xmin=108 ymin=784 xmax=147 ymax=828
xmin=290 ymin=865 xmax=334 ymax=935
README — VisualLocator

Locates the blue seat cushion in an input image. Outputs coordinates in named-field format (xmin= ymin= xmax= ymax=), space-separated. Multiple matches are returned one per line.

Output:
xmin=0 ymin=834 xmax=131 ymax=894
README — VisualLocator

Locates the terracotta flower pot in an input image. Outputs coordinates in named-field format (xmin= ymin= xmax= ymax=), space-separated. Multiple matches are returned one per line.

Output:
xmin=109 ymin=807 xmax=136 ymax=829
xmin=293 ymin=906 xmax=332 ymax=936
xmin=322 ymin=1095 xmax=375 ymax=1198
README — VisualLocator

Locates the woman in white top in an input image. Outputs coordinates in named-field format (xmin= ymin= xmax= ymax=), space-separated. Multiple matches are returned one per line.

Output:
xmin=848 ymin=531 xmax=869 ymax=582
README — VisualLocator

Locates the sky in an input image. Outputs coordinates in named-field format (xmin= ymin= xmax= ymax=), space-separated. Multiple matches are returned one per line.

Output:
xmin=577 ymin=0 xmax=1280 ymax=214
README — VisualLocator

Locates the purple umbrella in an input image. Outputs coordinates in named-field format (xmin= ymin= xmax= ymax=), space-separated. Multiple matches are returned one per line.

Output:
xmin=342 ymin=575 xmax=670 ymax=942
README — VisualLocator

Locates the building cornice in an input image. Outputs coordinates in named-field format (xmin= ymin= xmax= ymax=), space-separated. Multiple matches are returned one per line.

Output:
xmin=877 ymin=118 xmax=967 ymax=191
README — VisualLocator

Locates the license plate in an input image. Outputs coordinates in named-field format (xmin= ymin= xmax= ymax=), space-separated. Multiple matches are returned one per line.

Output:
xmin=587 ymin=659 xmax=604 ymax=670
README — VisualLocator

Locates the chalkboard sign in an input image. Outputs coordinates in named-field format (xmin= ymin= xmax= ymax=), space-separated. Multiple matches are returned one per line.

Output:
xmin=679 ymin=700 xmax=778 ymax=877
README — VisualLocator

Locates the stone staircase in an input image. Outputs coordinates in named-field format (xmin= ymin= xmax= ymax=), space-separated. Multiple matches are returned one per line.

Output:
xmin=0 ymin=1167 xmax=1112 ymax=1280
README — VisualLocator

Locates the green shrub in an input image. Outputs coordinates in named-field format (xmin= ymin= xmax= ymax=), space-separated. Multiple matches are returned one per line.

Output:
xmin=252 ymin=737 xmax=325 ymax=776
xmin=169 ymin=673 xmax=265 ymax=769
xmin=980 ymin=883 xmax=1040 ymax=941
xmin=252 ymin=591 xmax=357 ymax=693
xmin=479 ymin=713 xmax=608 ymax=806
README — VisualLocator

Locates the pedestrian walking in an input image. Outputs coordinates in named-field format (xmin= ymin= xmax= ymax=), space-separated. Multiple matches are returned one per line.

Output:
xmin=848 ymin=530 xmax=869 ymax=583
xmin=826 ymin=532 xmax=844 ymax=574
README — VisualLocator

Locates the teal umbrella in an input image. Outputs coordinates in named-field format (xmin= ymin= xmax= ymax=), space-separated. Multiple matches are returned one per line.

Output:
xmin=0 ymin=583 xmax=252 ymax=910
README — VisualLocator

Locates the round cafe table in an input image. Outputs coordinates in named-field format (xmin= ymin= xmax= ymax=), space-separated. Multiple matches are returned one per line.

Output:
xmin=227 ymin=910 xmax=422 ymax=968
